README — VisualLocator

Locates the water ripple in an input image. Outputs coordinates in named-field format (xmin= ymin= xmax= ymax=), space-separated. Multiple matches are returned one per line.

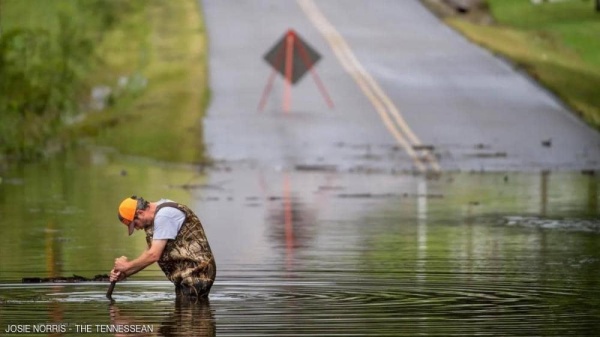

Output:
xmin=1 ymin=274 xmax=598 ymax=336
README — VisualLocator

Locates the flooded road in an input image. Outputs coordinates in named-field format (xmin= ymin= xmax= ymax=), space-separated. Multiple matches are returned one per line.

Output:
xmin=2 ymin=0 xmax=600 ymax=336
xmin=2 ymin=4 xmax=600 ymax=333
xmin=1 ymin=150 xmax=599 ymax=336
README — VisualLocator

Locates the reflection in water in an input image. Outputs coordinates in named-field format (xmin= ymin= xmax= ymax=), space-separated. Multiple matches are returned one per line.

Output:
xmin=541 ymin=170 xmax=549 ymax=216
xmin=46 ymin=221 xmax=66 ymax=333
xmin=108 ymin=304 xmax=155 ymax=337
xmin=45 ymin=221 xmax=62 ymax=279
xmin=0 ymin=283 xmax=216 ymax=336
xmin=109 ymin=299 xmax=215 ymax=337
xmin=267 ymin=172 xmax=318 ymax=249
xmin=1 ymin=152 xmax=600 ymax=336
xmin=416 ymin=178 xmax=427 ymax=283
xmin=587 ymin=176 xmax=598 ymax=216
xmin=160 ymin=298 xmax=215 ymax=337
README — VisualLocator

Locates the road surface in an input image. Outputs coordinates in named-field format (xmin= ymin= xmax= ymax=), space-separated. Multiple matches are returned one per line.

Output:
xmin=201 ymin=0 xmax=600 ymax=173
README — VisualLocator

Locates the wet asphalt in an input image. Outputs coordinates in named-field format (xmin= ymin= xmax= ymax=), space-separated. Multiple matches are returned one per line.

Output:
xmin=200 ymin=0 xmax=600 ymax=173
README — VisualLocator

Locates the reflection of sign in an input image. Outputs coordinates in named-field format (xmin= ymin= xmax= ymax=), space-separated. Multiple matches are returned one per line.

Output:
xmin=258 ymin=29 xmax=333 ymax=113
xmin=263 ymin=30 xmax=321 ymax=84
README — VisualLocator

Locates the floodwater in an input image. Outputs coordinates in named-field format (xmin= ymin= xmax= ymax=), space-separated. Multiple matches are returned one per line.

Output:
xmin=1 ymin=148 xmax=600 ymax=336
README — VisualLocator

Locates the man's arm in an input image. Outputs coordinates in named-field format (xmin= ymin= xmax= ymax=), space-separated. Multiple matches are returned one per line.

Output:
xmin=113 ymin=239 xmax=167 ymax=278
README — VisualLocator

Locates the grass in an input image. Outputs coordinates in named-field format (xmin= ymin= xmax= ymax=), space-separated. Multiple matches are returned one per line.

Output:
xmin=445 ymin=0 xmax=600 ymax=129
xmin=68 ymin=0 xmax=210 ymax=164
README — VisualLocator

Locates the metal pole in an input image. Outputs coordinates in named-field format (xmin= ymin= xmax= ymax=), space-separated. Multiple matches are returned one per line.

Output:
xmin=283 ymin=30 xmax=295 ymax=113
xmin=258 ymin=41 xmax=286 ymax=112
xmin=295 ymin=37 xmax=334 ymax=109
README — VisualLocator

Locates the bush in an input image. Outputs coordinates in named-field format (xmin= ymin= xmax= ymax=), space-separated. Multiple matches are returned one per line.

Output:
xmin=0 ymin=1 xmax=144 ymax=161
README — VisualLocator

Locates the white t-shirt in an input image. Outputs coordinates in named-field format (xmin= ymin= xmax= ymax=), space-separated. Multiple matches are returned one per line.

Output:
xmin=153 ymin=199 xmax=185 ymax=240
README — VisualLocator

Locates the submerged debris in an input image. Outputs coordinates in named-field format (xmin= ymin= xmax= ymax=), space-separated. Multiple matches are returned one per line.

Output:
xmin=581 ymin=170 xmax=596 ymax=176
xmin=337 ymin=193 xmax=397 ymax=199
xmin=542 ymin=138 xmax=552 ymax=147
xmin=22 ymin=274 xmax=110 ymax=283
xmin=467 ymin=152 xmax=507 ymax=158
xmin=295 ymin=164 xmax=338 ymax=172
xmin=168 ymin=179 xmax=230 ymax=190
xmin=503 ymin=216 xmax=600 ymax=233
xmin=412 ymin=144 xmax=435 ymax=151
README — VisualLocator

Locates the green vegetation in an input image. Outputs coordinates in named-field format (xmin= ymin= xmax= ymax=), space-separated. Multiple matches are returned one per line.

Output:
xmin=0 ymin=0 xmax=128 ymax=160
xmin=0 ymin=0 xmax=209 ymax=165
xmin=446 ymin=0 xmax=600 ymax=129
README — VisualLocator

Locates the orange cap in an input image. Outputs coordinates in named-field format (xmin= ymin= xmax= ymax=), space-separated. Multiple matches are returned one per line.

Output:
xmin=118 ymin=197 xmax=138 ymax=235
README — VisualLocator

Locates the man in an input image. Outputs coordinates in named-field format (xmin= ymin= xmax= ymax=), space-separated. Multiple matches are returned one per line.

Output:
xmin=110 ymin=195 xmax=216 ymax=299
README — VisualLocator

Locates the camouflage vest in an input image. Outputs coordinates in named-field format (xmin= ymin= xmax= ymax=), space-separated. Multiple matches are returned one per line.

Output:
xmin=144 ymin=202 xmax=216 ymax=288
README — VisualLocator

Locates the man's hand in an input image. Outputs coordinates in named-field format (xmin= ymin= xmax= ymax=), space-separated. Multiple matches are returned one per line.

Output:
xmin=114 ymin=256 xmax=130 ymax=272
xmin=110 ymin=243 xmax=165 ymax=281
xmin=109 ymin=268 xmax=126 ymax=282
xmin=111 ymin=256 xmax=130 ymax=282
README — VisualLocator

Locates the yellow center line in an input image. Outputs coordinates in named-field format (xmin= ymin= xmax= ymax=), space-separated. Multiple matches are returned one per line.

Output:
xmin=297 ymin=0 xmax=440 ymax=173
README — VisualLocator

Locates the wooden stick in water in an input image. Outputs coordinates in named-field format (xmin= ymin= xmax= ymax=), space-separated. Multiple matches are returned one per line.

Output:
xmin=106 ymin=281 xmax=116 ymax=301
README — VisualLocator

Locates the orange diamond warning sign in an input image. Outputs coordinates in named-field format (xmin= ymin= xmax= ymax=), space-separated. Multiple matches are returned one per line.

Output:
xmin=263 ymin=30 xmax=321 ymax=85
xmin=258 ymin=29 xmax=333 ymax=112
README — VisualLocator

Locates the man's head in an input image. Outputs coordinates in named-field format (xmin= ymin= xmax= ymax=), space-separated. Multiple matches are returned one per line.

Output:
xmin=118 ymin=196 xmax=149 ymax=235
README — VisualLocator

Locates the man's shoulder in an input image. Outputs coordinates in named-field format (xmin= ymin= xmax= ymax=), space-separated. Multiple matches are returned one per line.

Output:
xmin=156 ymin=201 xmax=185 ymax=219
xmin=157 ymin=199 xmax=177 ymax=207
